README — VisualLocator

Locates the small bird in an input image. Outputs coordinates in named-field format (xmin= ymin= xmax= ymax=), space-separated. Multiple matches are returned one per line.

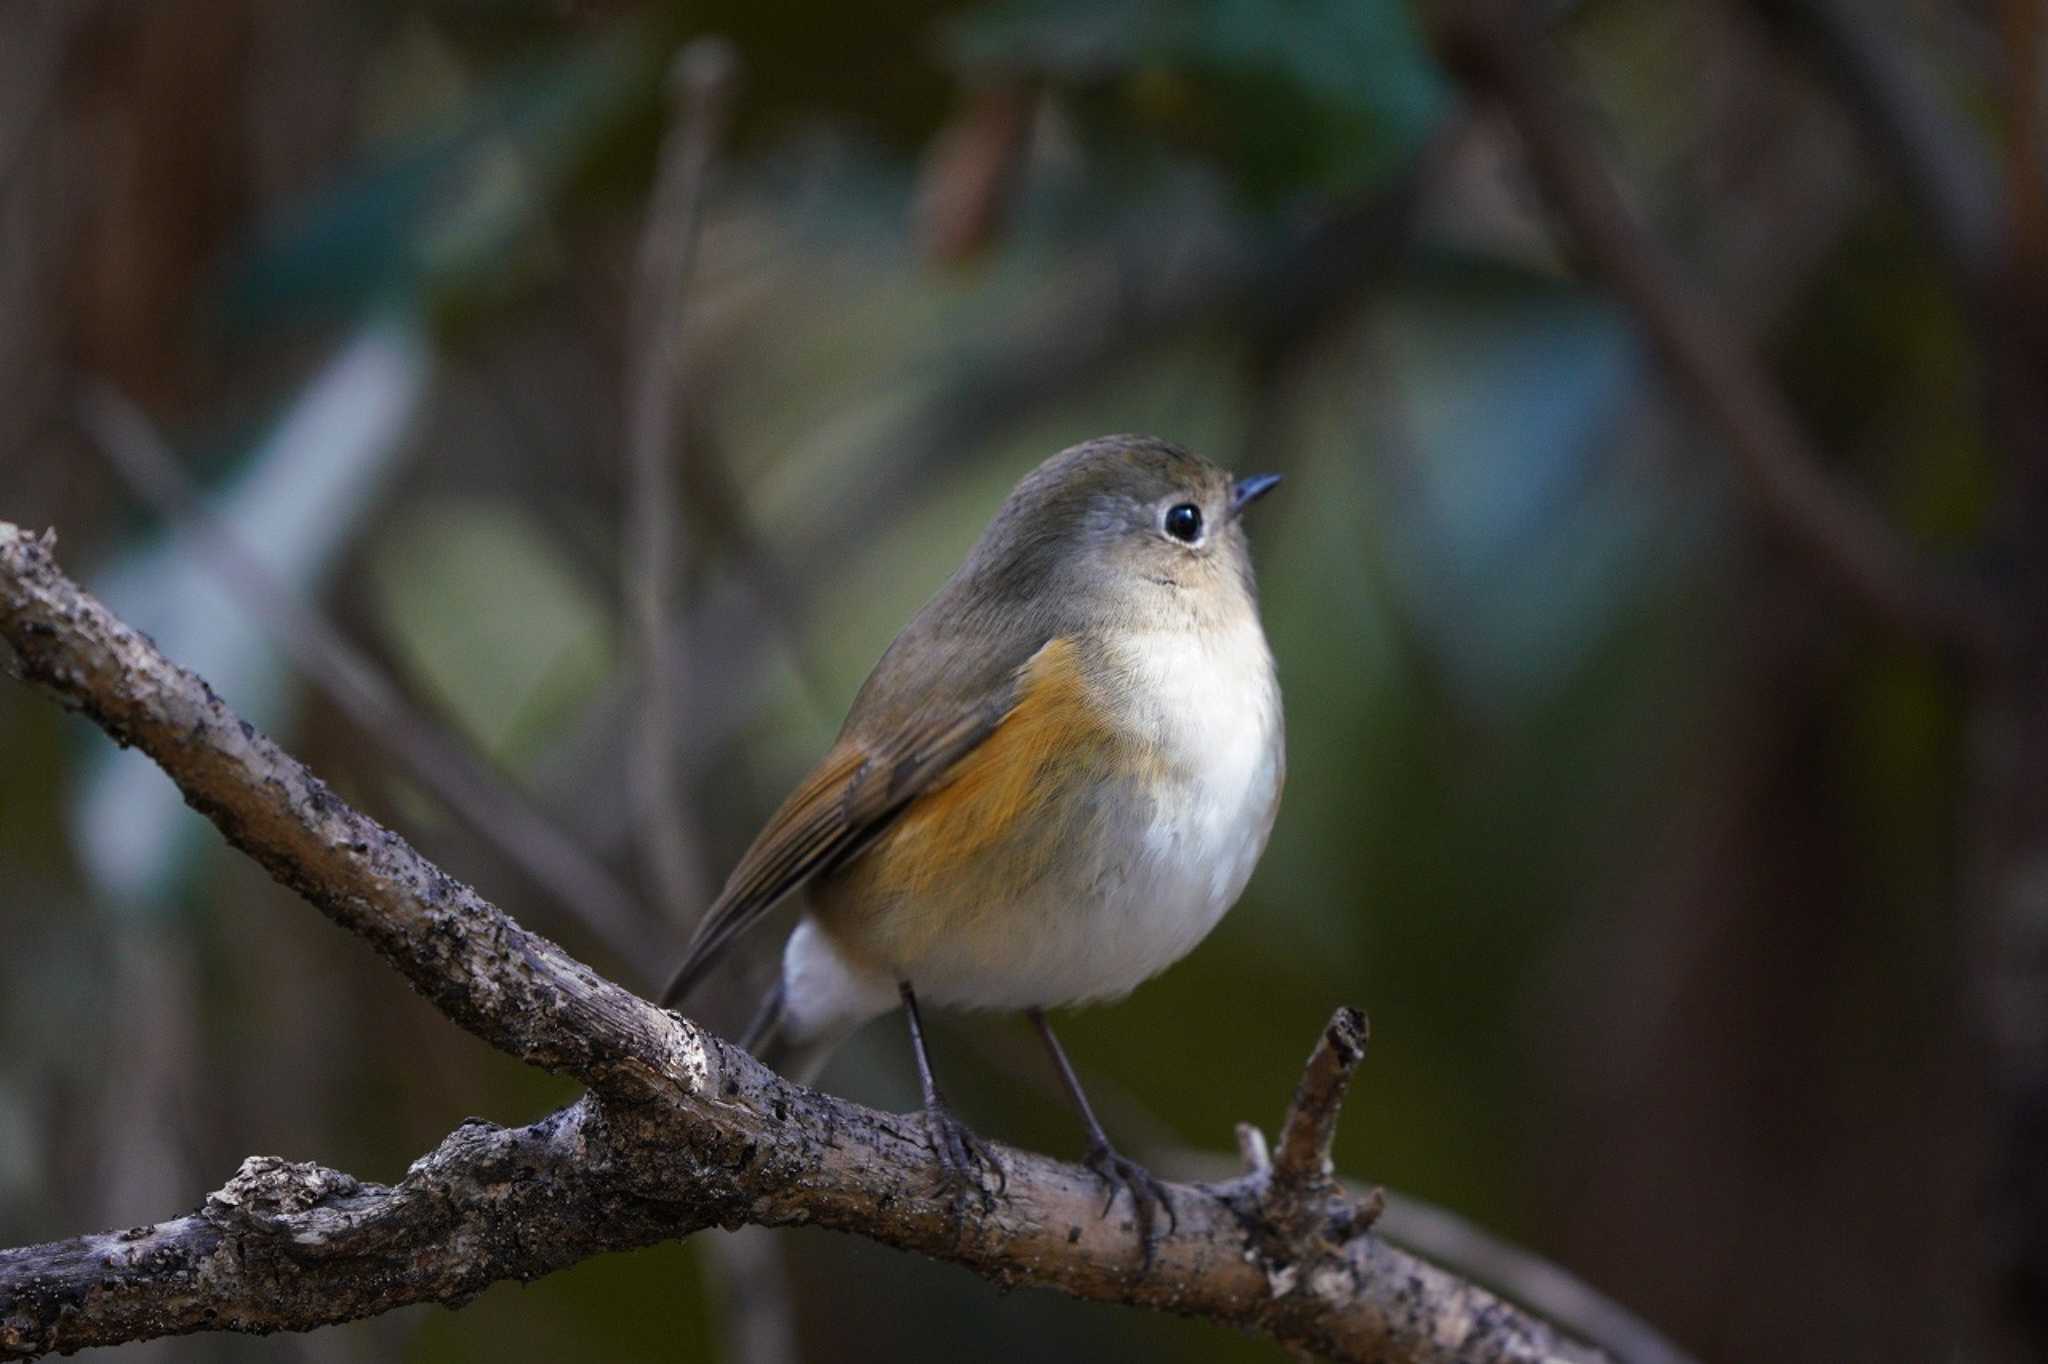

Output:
xmin=662 ymin=434 xmax=1284 ymax=1235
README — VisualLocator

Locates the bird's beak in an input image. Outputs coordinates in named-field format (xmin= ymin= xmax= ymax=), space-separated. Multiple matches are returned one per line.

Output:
xmin=1229 ymin=473 xmax=1282 ymax=518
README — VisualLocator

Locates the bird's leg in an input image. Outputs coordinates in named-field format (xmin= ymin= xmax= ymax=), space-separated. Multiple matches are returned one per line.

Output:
xmin=900 ymin=981 xmax=1003 ymax=1202
xmin=1027 ymin=1007 xmax=1175 ymax=1261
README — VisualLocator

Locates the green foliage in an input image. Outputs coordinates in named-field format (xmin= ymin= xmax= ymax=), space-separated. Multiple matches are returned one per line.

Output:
xmin=221 ymin=24 xmax=657 ymax=331
xmin=951 ymin=0 xmax=1449 ymax=199
xmin=369 ymin=499 xmax=615 ymax=770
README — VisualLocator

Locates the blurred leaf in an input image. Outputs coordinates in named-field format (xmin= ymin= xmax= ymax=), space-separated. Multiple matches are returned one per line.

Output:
xmin=949 ymin=0 xmax=1449 ymax=198
xmin=368 ymin=500 xmax=614 ymax=771
xmin=220 ymin=22 xmax=656 ymax=329
xmin=74 ymin=309 xmax=434 ymax=910
xmin=1364 ymin=261 xmax=1675 ymax=708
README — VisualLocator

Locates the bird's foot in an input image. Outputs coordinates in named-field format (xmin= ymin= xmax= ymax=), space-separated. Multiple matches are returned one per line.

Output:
xmin=1084 ymin=1139 xmax=1175 ymax=1268
xmin=923 ymin=1101 xmax=1003 ymax=1210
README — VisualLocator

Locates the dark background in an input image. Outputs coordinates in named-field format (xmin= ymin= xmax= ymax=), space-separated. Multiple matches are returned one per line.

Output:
xmin=0 ymin=1 xmax=2023 ymax=1360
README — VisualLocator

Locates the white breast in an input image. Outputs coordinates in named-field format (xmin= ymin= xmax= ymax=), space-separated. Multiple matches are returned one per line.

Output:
xmin=1111 ymin=616 xmax=1285 ymax=944
xmin=782 ymin=611 xmax=1285 ymax=1032
xmin=915 ymin=614 xmax=1283 ymax=1011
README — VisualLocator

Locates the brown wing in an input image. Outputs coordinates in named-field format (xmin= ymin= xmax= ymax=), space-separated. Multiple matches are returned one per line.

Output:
xmin=657 ymin=687 xmax=1017 ymax=1008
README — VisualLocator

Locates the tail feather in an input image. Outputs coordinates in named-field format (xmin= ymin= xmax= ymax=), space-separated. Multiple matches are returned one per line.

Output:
xmin=739 ymin=977 xmax=786 ymax=1052
xmin=743 ymin=978 xmax=851 ymax=1088
xmin=658 ymin=948 xmax=714 ymax=1011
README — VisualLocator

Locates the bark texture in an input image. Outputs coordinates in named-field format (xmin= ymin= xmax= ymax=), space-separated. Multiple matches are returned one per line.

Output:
xmin=0 ymin=521 xmax=1610 ymax=1363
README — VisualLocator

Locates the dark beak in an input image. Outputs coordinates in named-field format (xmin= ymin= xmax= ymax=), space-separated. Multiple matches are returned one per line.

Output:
xmin=1229 ymin=473 xmax=1282 ymax=518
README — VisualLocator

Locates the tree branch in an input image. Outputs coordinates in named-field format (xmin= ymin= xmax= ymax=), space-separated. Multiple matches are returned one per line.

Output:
xmin=1750 ymin=0 xmax=2002 ymax=297
xmin=620 ymin=44 xmax=804 ymax=1364
xmin=0 ymin=521 xmax=1614 ymax=1363
xmin=1265 ymin=1007 xmax=1385 ymax=1244
xmin=622 ymin=38 xmax=738 ymax=923
xmin=0 ymin=521 xmax=676 ymax=1096
xmin=77 ymin=379 xmax=657 ymax=966
xmin=0 ymin=1101 xmax=650 ymax=1356
xmin=1439 ymin=3 xmax=2013 ymax=662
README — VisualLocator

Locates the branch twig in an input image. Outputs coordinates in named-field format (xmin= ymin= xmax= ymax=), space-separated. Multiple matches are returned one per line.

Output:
xmin=0 ymin=521 xmax=675 ymax=1091
xmin=1380 ymin=1191 xmax=1700 ymax=1364
xmin=1273 ymin=1006 xmax=1369 ymax=1186
xmin=77 ymin=382 xmax=655 ymax=965
xmin=622 ymin=39 xmax=738 ymax=922
xmin=2000 ymin=0 xmax=2048 ymax=283
xmin=1 ymin=1102 xmax=634 ymax=1355
xmin=1440 ymin=3 xmax=2012 ymax=662
xmin=1751 ymin=0 xmax=2002 ymax=295
xmin=620 ymin=43 xmax=802 ymax=1364
xmin=0 ymin=521 xmax=1614 ymax=1362
xmin=1266 ymin=1007 xmax=1383 ymax=1242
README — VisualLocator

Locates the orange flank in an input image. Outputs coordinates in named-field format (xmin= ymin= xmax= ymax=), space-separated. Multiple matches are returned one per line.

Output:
xmin=860 ymin=637 xmax=1113 ymax=899
xmin=675 ymin=634 xmax=1131 ymax=994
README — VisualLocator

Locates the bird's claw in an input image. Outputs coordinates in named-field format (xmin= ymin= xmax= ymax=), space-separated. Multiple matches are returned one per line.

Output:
xmin=924 ymin=1102 xmax=1003 ymax=1209
xmin=1084 ymin=1140 xmax=1175 ymax=1267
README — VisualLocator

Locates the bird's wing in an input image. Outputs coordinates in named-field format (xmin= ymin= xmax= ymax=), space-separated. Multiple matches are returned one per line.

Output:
xmin=657 ymin=641 xmax=1058 ymax=1009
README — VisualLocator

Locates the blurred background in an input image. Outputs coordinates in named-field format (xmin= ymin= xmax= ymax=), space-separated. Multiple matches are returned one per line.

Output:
xmin=0 ymin=0 xmax=2028 ymax=1360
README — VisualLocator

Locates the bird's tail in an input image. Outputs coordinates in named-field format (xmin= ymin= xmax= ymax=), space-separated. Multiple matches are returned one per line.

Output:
xmin=741 ymin=978 xmax=847 ymax=1088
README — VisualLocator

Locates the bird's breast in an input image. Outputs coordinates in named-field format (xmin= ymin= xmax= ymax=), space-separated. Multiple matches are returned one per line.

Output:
xmin=811 ymin=615 xmax=1283 ymax=1011
xmin=1101 ymin=615 xmax=1285 ymax=917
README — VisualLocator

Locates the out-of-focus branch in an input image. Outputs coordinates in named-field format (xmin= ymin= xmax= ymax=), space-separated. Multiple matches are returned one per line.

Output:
xmin=0 ymin=521 xmax=677 ymax=1091
xmin=1976 ymin=10 xmax=2048 ymax=1360
xmin=0 ymin=521 xmax=1613 ymax=1363
xmin=1177 ymin=1141 xmax=1704 ymax=1364
xmin=1749 ymin=6 xmax=2048 ymax=1358
xmin=2000 ymin=0 xmax=2048 ymax=282
xmin=911 ymin=79 xmax=1039 ymax=263
xmin=0 ymin=2 xmax=85 ymax=202
xmin=1439 ymin=4 xmax=2013 ymax=662
xmin=1374 ymin=1192 xmax=1700 ymax=1364
xmin=541 ymin=133 xmax=1450 ymax=856
xmin=619 ymin=49 xmax=801 ymax=1364
xmin=1751 ymin=0 xmax=2002 ymax=294
xmin=683 ymin=420 xmax=842 ymax=720
xmin=622 ymin=39 xmax=738 ymax=923
xmin=78 ymin=382 xmax=654 ymax=965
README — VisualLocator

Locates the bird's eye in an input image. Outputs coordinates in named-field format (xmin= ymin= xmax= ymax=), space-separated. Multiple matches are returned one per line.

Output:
xmin=1164 ymin=503 xmax=1203 ymax=543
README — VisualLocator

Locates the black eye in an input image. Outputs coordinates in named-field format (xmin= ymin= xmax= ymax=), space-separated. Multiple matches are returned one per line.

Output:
xmin=1164 ymin=503 xmax=1203 ymax=543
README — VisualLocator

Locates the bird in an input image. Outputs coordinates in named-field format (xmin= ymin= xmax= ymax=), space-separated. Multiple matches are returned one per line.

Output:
xmin=661 ymin=433 xmax=1284 ymax=1240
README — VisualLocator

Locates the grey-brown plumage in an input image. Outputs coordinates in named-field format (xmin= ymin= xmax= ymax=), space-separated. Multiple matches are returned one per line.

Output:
xmin=663 ymin=435 xmax=1271 ymax=1011
xmin=662 ymin=434 xmax=1284 ymax=1239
